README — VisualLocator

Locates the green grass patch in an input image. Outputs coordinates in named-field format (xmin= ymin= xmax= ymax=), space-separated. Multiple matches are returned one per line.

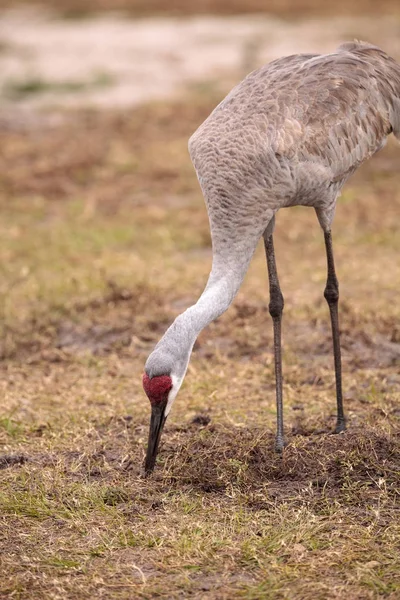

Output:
xmin=3 ymin=72 xmax=114 ymax=100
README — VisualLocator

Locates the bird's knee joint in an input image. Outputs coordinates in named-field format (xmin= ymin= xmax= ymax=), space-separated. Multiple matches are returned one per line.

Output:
xmin=324 ymin=283 xmax=339 ymax=305
xmin=269 ymin=287 xmax=284 ymax=319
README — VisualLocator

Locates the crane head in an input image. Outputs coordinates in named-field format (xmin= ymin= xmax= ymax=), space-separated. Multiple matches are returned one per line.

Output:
xmin=142 ymin=372 xmax=173 ymax=475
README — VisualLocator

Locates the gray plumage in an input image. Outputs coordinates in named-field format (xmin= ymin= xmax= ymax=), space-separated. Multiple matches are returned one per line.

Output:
xmin=144 ymin=41 xmax=400 ymax=465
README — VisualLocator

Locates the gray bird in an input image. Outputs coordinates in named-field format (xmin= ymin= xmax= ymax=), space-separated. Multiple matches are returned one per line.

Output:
xmin=142 ymin=41 xmax=400 ymax=474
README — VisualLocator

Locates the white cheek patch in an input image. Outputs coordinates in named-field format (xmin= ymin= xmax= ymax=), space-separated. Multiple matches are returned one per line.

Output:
xmin=164 ymin=343 xmax=193 ymax=417
xmin=165 ymin=373 xmax=184 ymax=416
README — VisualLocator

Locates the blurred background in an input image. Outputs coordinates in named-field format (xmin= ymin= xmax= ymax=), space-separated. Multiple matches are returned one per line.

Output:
xmin=1 ymin=0 xmax=400 ymax=114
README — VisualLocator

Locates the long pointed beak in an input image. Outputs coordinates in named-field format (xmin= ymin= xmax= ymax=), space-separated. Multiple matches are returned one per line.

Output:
xmin=144 ymin=401 xmax=167 ymax=475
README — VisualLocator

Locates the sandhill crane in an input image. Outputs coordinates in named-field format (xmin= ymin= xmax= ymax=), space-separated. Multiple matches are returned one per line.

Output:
xmin=142 ymin=41 xmax=400 ymax=474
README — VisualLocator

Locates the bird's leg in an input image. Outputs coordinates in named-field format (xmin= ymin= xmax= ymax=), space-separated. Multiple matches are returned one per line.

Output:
xmin=323 ymin=230 xmax=346 ymax=433
xmin=263 ymin=233 xmax=285 ymax=452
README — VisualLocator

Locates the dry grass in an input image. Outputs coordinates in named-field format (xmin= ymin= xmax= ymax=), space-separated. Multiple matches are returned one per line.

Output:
xmin=0 ymin=91 xmax=400 ymax=599
xmin=1 ymin=0 xmax=400 ymax=17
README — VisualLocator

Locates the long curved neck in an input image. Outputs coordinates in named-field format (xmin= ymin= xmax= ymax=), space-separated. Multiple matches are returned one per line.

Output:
xmin=148 ymin=268 xmax=245 ymax=415
xmin=154 ymin=249 xmax=255 ymax=367
xmin=145 ymin=221 xmax=268 ymax=385
xmin=161 ymin=266 xmax=243 ymax=356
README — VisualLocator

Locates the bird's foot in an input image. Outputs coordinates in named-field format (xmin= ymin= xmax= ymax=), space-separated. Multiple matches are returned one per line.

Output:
xmin=334 ymin=419 xmax=346 ymax=434
xmin=274 ymin=436 xmax=286 ymax=454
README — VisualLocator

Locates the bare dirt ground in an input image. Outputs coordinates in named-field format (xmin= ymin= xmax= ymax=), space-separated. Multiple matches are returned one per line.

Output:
xmin=0 ymin=4 xmax=400 ymax=600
